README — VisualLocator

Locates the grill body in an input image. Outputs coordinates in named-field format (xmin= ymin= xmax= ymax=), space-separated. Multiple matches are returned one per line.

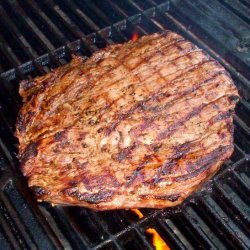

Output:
xmin=0 ymin=0 xmax=249 ymax=249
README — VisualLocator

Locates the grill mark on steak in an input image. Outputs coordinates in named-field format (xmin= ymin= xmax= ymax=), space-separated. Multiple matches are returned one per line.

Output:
xmin=63 ymin=189 xmax=114 ymax=204
xmin=147 ymin=71 xmax=226 ymax=114
xmin=19 ymin=70 xmax=69 ymax=136
xmin=81 ymin=169 xmax=120 ymax=191
xmin=45 ymin=35 xmax=179 ymax=105
xmin=131 ymin=71 xmax=227 ymax=135
xmin=16 ymin=31 xmax=239 ymax=209
xmin=105 ymin=60 xmax=214 ymax=136
xmin=176 ymin=145 xmax=232 ymax=182
xmin=208 ymin=110 xmax=234 ymax=125
xmin=23 ymin=42 xmax=208 ymax=146
xmin=20 ymin=34 xmax=180 ymax=142
xmin=125 ymin=154 xmax=154 ymax=187
xmin=54 ymin=131 xmax=66 ymax=142
xmin=95 ymin=49 xmax=204 ymax=115
xmin=156 ymin=94 xmax=230 ymax=141
xmin=157 ymin=103 xmax=207 ymax=140
xmin=21 ymin=142 xmax=38 ymax=165
xmin=30 ymin=38 xmax=188 ymax=139
xmin=112 ymin=143 xmax=136 ymax=163
xmin=102 ymin=39 xmax=191 ymax=89
xmin=31 ymin=186 xmax=50 ymax=197
xmin=151 ymin=141 xmax=195 ymax=185
xmin=153 ymin=194 xmax=180 ymax=202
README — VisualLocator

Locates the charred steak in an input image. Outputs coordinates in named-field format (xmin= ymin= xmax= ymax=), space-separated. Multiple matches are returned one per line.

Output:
xmin=16 ymin=31 xmax=239 ymax=210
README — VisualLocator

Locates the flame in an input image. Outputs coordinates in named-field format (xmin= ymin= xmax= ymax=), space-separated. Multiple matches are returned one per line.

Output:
xmin=131 ymin=208 xmax=144 ymax=219
xmin=130 ymin=209 xmax=170 ymax=250
xmin=146 ymin=228 xmax=170 ymax=250
xmin=132 ymin=32 xmax=138 ymax=42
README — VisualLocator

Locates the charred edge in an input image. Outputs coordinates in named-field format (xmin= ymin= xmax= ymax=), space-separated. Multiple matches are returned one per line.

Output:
xmin=21 ymin=142 xmax=38 ymax=165
xmin=31 ymin=186 xmax=49 ymax=197
xmin=26 ymin=111 xmax=35 ymax=124
xmin=65 ymin=190 xmax=114 ymax=204
xmin=210 ymin=110 xmax=234 ymax=125
xmin=158 ymin=30 xmax=171 ymax=37
xmin=177 ymin=145 xmax=232 ymax=182
xmin=17 ymin=111 xmax=35 ymax=135
xmin=20 ymin=80 xmax=36 ymax=92
xmin=16 ymin=113 xmax=26 ymax=134
xmin=229 ymin=95 xmax=240 ymax=103
xmin=153 ymin=194 xmax=180 ymax=202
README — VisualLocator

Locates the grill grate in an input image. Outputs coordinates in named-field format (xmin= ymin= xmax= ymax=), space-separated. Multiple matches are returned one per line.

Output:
xmin=0 ymin=0 xmax=249 ymax=249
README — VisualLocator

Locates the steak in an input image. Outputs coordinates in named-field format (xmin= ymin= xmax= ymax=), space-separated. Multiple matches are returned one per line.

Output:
xmin=16 ymin=31 xmax=239 ymax=210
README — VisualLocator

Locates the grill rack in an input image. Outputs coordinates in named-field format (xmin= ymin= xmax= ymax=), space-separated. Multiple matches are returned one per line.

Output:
xmin=0 ymin=0 xmax=249 ymax=249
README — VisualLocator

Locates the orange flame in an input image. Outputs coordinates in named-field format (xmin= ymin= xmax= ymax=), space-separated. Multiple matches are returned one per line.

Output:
xmin=130 ymin=209 xmax=171 ymax=249
xmin=146 ymin=228 xmax=170 ymax=250
xmin=131 ymin=209 xmax=144 ymax=219
xmin=132 ymin=32 xmax=138 ymax=42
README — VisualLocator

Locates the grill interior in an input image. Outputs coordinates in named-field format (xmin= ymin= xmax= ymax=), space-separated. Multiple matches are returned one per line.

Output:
xmin=0 ymin=0 xmax=249 ymax=249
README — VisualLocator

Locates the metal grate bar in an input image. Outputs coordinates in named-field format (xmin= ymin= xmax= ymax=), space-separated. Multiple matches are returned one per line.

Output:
xmin=1 ymin=0 xmax=53 ymax=54
xmin=238 ymin=0 xmax=250 ymax=8
xmin=34 ymin=0 xmax=83 ymax=40
xmin=182 ymin=206 xmax=226 ymax=249
xmin=219 ymin=0 xmax=250 ymax=23
xmin=0 ymin=191 xmax=37 ymax=249
xmin=158 ymin=217 xmax=194 ymax=249
xmin=200 ymin=195 xmax=250 ymax=249
xmin=74 ymin=0 xmax=112 ymax=28
xmin=0 ymin=200 xmax=26 ymax=250
xmin=213 ymin=181 xmax=250 ymax=229
xmin=20 ymin=0 xmax=69 ymax=46
xmin=47 ymin=207 xmax=90 ymax=249
xmin=60 ymin=0 xmax=101 ymax=32
xmin=0 ymin=8 xmax=38 ymax=61
xmin=0 ymin=32 xmax=22 ymax=70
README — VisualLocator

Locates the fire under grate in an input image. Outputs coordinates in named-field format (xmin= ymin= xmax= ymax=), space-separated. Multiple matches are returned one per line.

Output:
xmin=0 ymin=0 xmax=249 ymax=249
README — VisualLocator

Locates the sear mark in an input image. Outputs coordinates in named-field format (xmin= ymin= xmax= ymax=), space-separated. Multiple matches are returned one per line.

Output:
xmin=54 ymin=131 xmax=66 ymax=141
xmin=31 ymin=186 xmax=50 ymax=197
xmin=153 ymin=194 xmax=180 ymax=202
xmin=21 ymin=142 xmax=38 ymax=165
xmin=64 ymin=189 xmax=114 ymax=204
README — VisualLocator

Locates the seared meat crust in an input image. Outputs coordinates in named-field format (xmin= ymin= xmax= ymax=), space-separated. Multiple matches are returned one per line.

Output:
xmin=16 ymin=31 xmax=239 ymax=210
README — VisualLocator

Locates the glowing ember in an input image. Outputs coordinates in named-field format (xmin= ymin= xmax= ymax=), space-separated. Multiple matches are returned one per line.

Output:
xmin=131 ymin=208 xmax=144 ymax=219
xmin=146 ymin=228 xmax=170 ymax=250
xmin=132 ymin=32 xmax=138 ymax=42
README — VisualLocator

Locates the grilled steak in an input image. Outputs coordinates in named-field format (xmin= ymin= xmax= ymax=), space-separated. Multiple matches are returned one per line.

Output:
xmin=16 ymin=31 xmax=239 ymax=210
